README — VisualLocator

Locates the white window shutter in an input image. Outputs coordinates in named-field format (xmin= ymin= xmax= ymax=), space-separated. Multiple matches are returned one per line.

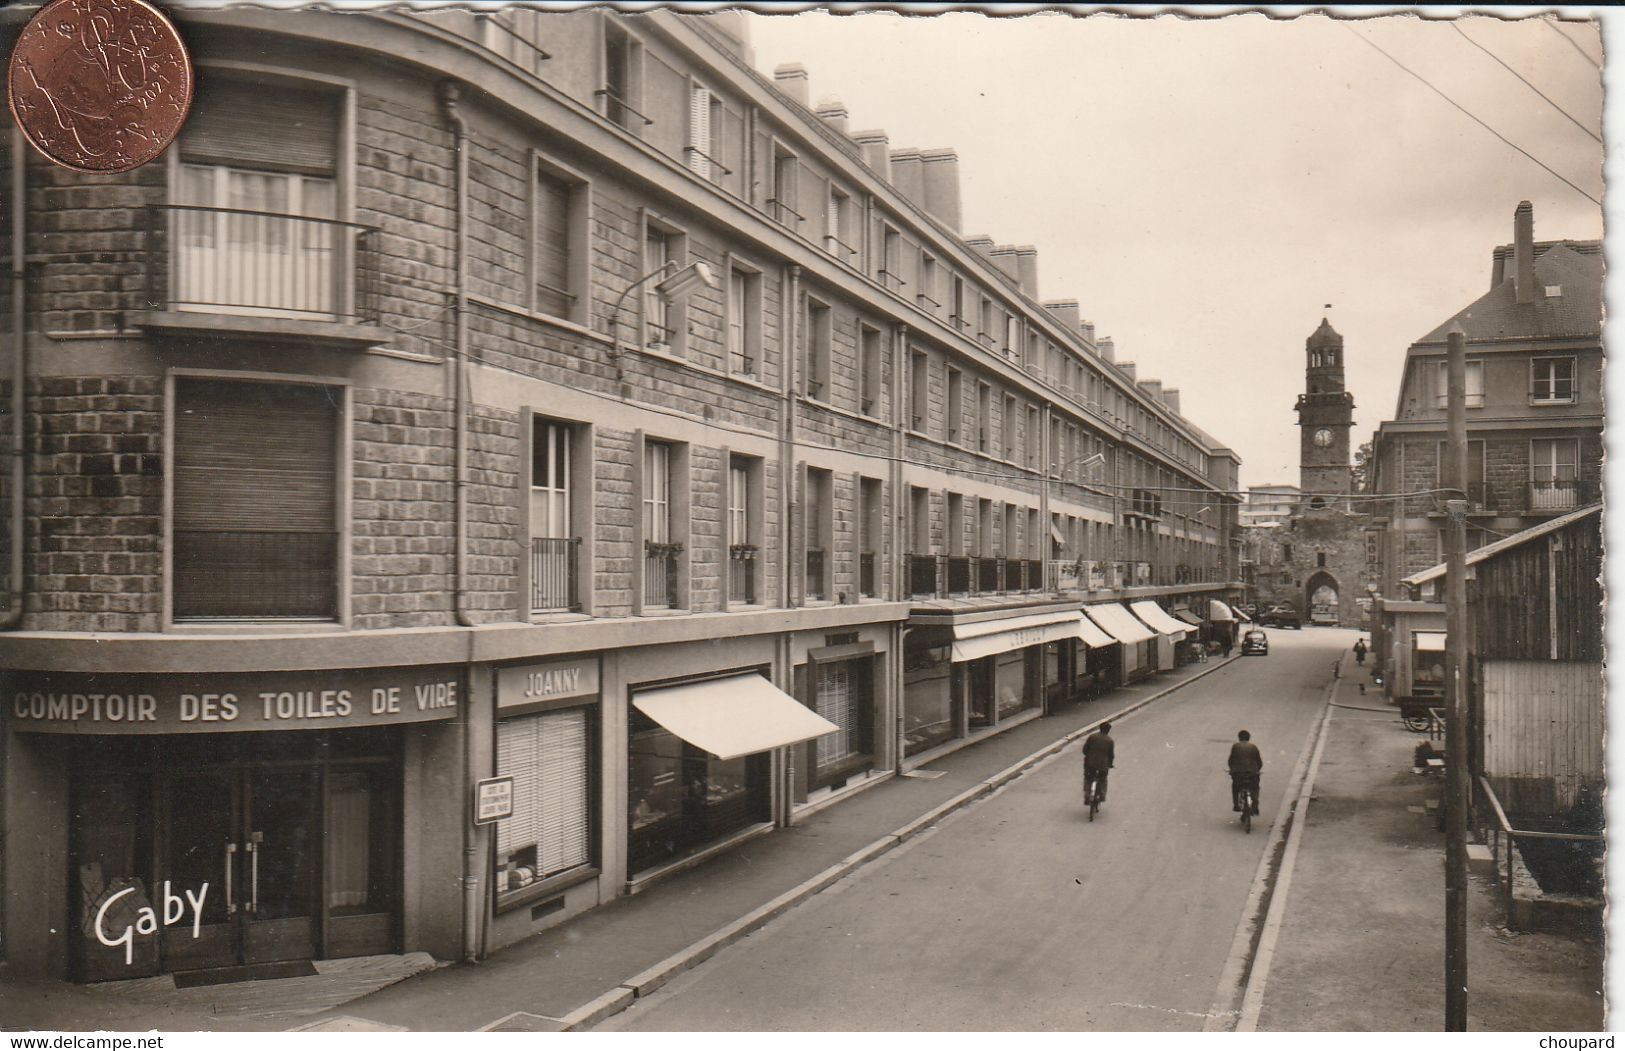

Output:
xmin=689 ymin=85 xmax=712 ymax=178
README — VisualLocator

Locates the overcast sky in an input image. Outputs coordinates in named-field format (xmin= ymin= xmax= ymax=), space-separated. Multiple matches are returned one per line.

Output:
xmin=741 ymin=7 xmax=1605 ymax=489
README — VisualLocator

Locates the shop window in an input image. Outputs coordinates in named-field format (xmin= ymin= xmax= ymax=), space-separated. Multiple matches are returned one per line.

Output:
xmin=171 ymin=377 xmax=339 ymax=622
xmin=628 ymin=707 xmax=769 ymax=874
xmin=799 ymin=654 xmax=876 ymax=794
xmin=903 ymin=634 xmax=956 ymax=757
xmin=496 ymin=707 xmax=594 ymax=906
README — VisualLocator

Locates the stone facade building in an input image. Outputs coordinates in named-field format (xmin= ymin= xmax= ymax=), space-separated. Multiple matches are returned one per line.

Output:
xmin=0 ymin=9 xmax=1242 ymax=981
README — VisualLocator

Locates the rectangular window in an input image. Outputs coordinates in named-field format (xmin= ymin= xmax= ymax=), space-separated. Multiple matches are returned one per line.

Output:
xmin=859 ymin=476 xmax=882 ymax=598
xmin=826 ymin=188 xmax=854 ymax=260
xmin=977 ymin=382 xmax=992 ymax=453
xmin=979 ymin=297 xmax=998 ymax=348
xmin=805 ymin=298 xmax=832 ymax=400
xmin=1531 ymin=357 xmax=1576 ymax=404
xmin=1003 ymin=504 xmax=1019 ymax=559
xmin=642 ymin=440 xmax=683 ymax=609
xmin=727 ymin=455 xmax=760 ymax=606
xmin=805 ymin=657 xmax=875 ymax=790
xmin=601 ymin=23 xmax=645 ymax=134
xmin=727 ymin=264 xmax=761 ymax=376
xmin=946 ymin=493 xmax=965 ymax=556
xmin=1002 ymin=394 xmax=1017 ymax=461
xmin=946 ymin=368 xmax=963 ymax=445
xmin=951 ymin=276 xmax=968 ymax=330
xmin=806 ymin=467 xmax=832 ymax=601
xmin=1434 ymin=360 xmax=1485 ymax=408
xmin=1004 ymin=314 xmax=1020 ymax=359
xmin=1026 ymin=405 xmax=1041 ymax=469
xmin=496 ymin=707 xmax=593 ymax=904
xmin=978 ymin=498 xmax=994 ymax=557
xmin=859 ymin=325 xmax=883 ymax=417
xmin=1434 ymin=438 xmax=1487 ymax=504
xmin=531 ymin=417 xmax=578 ymax=613
xmin=687 ymin=82 xmax=724 ymax=179
xmin=643 ymin=441 xmax=671 ymax=544
xmin=880 ymin=226 xmax=904 ymax=291
xmin=532 ymin=160 xmax=589 ymax=323
xmin=910 ymin=351 xmax=929 ymax=432
xmin=172 ymin=378 xmax=338 ymax=621
xmin=641 ymin=216 xmax=687 ymax=353
xmin=918 ymin=253 xmax=939 ymax=311
xmin=910 ymin=487 xmax=931 ymax=552
xmin=769 ymin=145 xmax=801 ymax=228
xmin=1049 ymin=417 xmax=1062 ymax=477
xmin=628 ymin=705 xmax=769 ymax=874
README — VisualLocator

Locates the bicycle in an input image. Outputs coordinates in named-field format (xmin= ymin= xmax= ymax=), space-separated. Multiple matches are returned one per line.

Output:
xmin=1230 ymin=771 xmax=1259 ymax=833
xmin=1085 ymin=771 xmax=1107 ymax=822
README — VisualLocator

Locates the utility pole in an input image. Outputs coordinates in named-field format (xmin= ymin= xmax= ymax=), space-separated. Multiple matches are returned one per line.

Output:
xmin=1443 ymin=321 xmax=1470 ymax=1030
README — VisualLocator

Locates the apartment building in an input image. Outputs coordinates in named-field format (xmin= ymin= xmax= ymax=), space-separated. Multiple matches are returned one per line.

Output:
xmin=0 ymin=9 xmax=1241 ymax=981
xmin=1367 ymin=202 xmax=1601 ymax=589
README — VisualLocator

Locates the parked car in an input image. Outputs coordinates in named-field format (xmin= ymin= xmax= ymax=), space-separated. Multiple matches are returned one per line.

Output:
xmin=1240 ymin=629 xmax=1269 ymax=655
xmin=1259 ymin=606 xmax=1302 ymax=629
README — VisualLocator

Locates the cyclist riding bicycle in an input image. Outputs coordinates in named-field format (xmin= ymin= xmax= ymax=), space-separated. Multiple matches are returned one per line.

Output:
xmin=1083 ymin=722 xmax=1115 ymax=805
xmin=1228 ymin=729 xmax=1262 ymax=815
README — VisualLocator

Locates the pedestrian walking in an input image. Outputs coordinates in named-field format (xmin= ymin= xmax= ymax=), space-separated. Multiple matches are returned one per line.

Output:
xmin=1353 ymin=638 xmax=1367 ymax=666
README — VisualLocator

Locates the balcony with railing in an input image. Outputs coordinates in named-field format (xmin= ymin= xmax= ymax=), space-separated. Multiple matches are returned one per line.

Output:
xmin=531 ymin=536 xmax=581 ymax=614
xmin=728 ymin=544 xmax=758 ymax=605
xmin=644 ymin=541 xmax=682 ymax=609
xmin=976 ymin=555 xmax=1001 ymax=593
xmin=946 ymin=555 xmax=972 ymax=594
xmin=908 ymin=553 xmax=942 ymax=598
xmin=1528 ymin=478 xmax=1599 ymax=513
xmin=143 ymin=205 xmax=382 ymax=344
xmin=805 ymin=547 xmax=827 ymax=601
xmin=859 ymin=551 xmax=877 ymax=598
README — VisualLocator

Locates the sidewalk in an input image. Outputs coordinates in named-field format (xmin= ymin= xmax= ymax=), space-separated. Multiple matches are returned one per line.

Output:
xmin=1252 ymin=669 xmax=1604 ymax=1031
xmin=2 ymin=655 xmax=1234 ymax=1034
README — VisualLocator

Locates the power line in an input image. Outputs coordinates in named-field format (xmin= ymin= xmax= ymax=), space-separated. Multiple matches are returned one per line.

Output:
xmin=1545 ymin=17 xmax=1601 ymax=71
xmin=1338 ymin=21 xmax=1601 ymax=208
xmin=1450 ymin=21 xmax=1600 ymax=144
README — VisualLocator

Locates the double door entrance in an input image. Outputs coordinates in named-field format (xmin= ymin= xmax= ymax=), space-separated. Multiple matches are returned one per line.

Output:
xmin=73 ymin=733 xmax=400 ymax=982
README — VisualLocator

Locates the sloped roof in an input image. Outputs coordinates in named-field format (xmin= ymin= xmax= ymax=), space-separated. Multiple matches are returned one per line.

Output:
xmin=1414 ymin=242 xmax=1602 ymax=345
xmin=1401 ymin=503 xmax=1601 ymax=588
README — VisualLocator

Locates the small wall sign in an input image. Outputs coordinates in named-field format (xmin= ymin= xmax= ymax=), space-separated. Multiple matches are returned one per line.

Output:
xmin=474 ymin=776 xmax=514 ymax=825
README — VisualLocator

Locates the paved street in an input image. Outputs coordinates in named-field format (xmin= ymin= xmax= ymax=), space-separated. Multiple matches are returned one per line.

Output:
xmin=600 ymin=628 xmax=1354 ymax=1031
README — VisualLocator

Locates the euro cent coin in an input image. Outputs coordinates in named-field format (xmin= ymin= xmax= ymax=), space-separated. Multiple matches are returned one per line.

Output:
xmin=7 ymin=0 xmax=192 ymax=174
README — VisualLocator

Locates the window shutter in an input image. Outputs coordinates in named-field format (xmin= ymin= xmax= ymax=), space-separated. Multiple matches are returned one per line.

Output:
xmin=497 ymin=709 xmax=590 ymax=879
xmin=534 ymin=171 xmax=572 ymax=316
xmin=688 ymin=85 xmax=712 ymax=177
xmin=182 ymin=78 xmax=339 ymax=176
xmin=171 ymin=378 xmax=337 ymax=618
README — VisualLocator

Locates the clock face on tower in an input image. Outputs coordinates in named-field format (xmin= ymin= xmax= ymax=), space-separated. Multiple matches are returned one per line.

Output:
xmin=1313 ymin=428 xmax=1333 ymax=448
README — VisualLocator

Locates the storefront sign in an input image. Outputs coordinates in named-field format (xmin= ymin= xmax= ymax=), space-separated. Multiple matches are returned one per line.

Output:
xmin=496 ymin=658 xmax=599 ymax=710
xmin=474 ymin=776 xmax=514 ymax=825
xmin=3 ymin=665 xmax=461 ymax=734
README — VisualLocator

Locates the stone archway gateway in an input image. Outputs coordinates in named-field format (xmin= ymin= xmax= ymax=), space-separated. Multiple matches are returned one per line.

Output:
xmin=1305 ymin=571 xmax=1340 ymax=626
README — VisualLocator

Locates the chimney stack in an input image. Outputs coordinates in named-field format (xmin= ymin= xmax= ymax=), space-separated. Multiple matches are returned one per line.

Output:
xmin=989 ymin=245 xmax=1022 ymax=284
xmin=1139 ymin=379 xmax=1163 ymax=404
xmin=1098 ymin=336 xmax=1116 ymax=363
xmin=964 ymin=235 xmax=995 ymax=260
xmin=853 ymin=130 xmax=890 ymax=180
xmin=1015 ymin=247 xmax=1039 ymax=299
xmin=1514 ymin=200 xmax=1535 ymax=304
xmin=1118 ymin=360 xmax=1137 ymax=381
xmin=890 ymin=148 xmax=924 ymax=209
xmin=774 ymin=63 xmax=809 ymax=108
xmin=814 ymin=97 xmax=849 ymax=137
xmin=1043 ymin=299 xmax=1080 ymax=330
xmin=1079 ymin=320 xmax=1096 ymax=346
xmin=1492 ymin=245 xmax=1510 ymax=290
xmin=1163 ymin=388 xmax=1181 ymax=415
xmin=919 ymin=148 xmax=963 ymax=232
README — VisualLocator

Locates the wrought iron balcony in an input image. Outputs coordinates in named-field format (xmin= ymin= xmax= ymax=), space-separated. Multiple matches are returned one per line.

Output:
xmin=976 ymin=555 xmax=1001 ymax=593
xmin=728 ymin=544 xmax=758 ymax=605
xmin=907 ymin=553 xmax=942 ymax=598
xmin=644 ymin=540 xmax=682 ymax=608
xmin=531 ymin=536 xmax=581 ymax=613
xmin=1528 ymin=478 xmax=1598 ymax=513
xmin=147 ymin=205 xmax=380 ymax=323
xmin=946 ymin=555 xmax=972 ymax=594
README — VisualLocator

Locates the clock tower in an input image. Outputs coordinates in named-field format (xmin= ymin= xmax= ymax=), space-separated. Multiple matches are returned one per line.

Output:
xmin=1295 ymin=317 xmax=1354 ymax=498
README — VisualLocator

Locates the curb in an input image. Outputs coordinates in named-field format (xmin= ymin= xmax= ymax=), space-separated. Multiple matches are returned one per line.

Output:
xmin=552 ymin=654 xmax=1242 ymax=1030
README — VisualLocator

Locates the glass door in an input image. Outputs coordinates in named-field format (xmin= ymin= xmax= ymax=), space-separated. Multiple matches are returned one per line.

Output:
xmin=240 ymin=767 xmax=320 ymax=965
xmin=158 ymin=772 xmax=240 ymax=972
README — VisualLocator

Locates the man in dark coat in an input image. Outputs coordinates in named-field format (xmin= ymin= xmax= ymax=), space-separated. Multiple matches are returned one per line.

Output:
xmin=1353 ymin=638 xmax=1368 ymax=665
xmin=1228 ymin=729 xmax=1263 ymax=814
xmin=1083 ymin=721 xmax=1115 ymax=804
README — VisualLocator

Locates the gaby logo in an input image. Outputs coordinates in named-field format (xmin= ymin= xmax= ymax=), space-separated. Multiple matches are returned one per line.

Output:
xmin=94 ymin=881 xmax=208 ymax=964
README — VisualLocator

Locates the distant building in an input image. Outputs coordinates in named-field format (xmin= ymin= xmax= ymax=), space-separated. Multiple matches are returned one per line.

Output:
xmin=1239 ymin=484 xmax=1300 ymax=527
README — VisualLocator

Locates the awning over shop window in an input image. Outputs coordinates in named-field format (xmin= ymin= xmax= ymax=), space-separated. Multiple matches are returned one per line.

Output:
xmin=632 ymin=674 xmax=840 ymax=760
xmin=1414 ymin=632 xmax=1447 ymax=653
xmin=1209 ymin=600 xmax=1238 ymax=622
xmin=1050 ymin=522 xmax=1068 ymax=546
xmin=1083 ymin=603 xmax=1157 ymax=646
xmin=1173 ymin=608 xmax=1204 ymax=627
xmin=1131 ymin=600 xmax=1190 ymax=639
xmin=951 ymin=610 xmax=1084 ymax=663
xmin=1075 ymin=614 xmax=1117 ymax=649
